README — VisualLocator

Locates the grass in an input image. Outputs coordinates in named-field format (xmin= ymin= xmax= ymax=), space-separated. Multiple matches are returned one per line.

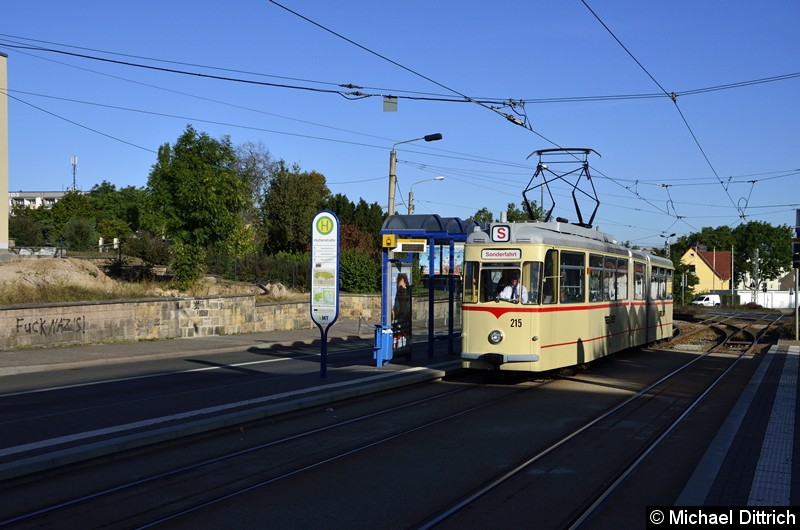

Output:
xmin=0 ymin=277 xmax=309 ymax=306
xmin=0 ymin=281 xmax=164 ymax=305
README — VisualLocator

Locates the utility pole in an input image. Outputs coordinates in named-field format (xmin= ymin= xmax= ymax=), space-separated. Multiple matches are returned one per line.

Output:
xmin=752 ymin=248 xmax=759 ymax=305
xmin=0 ymin=52 xmax=10 ymax=263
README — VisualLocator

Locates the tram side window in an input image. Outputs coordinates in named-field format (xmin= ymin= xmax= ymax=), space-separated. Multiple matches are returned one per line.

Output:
xmin=655 ymin=267 xmax=672 ymax=300
xmin=650 ymin=267 xmax=661 ymax=299
xmin=543 ymin=250 xmax=557 ymax=304
xmin=616 ymin=258 xmax=629 ymax=300
xmin=589 ymin=254 xmax=604 ymax=302
xmin=523 ymin=262 xmax=542 ymax=305
xmin=604 ymin=258 xmax=617 ymax=301
xmin=665 ymin=269 xmax=673 ymax=299
xmin=463 ymin=261 xmax=478 ymax=303
xmin=560 ymin=251 xmax=585 ymax=303
xmin=633 ymin=262 xmax=645 ymax=300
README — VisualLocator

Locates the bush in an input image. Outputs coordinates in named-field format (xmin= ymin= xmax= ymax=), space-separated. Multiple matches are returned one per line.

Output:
xmin=124 ymin=231 xmax=171 ymax=265
xmin=170 ymin=241 xmax=206 ymax=290
xmin=62 ymin=218 xmax=97 ymax=251
xmin=339 ymin=249 xmax=380 ymax=293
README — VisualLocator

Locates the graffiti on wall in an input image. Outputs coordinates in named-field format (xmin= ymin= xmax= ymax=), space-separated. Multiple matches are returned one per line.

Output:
xmin=15 ymin=316 xmax=87 ymax=336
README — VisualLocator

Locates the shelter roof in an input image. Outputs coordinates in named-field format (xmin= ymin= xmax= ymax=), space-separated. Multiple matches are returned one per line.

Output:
xmin=381 ymin=214 xmax=482 ymax=242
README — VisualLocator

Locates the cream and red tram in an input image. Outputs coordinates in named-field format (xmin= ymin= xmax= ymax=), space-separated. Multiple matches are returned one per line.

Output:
xmin=461 ymin=221 xmax=673 ymax=372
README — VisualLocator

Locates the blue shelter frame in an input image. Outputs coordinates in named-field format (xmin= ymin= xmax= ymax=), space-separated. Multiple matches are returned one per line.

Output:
xmin=374 ymin=214 xmax=482 ymax=366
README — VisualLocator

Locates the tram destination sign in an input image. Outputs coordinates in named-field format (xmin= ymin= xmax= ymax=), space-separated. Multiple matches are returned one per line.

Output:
xmin=481 ymin=248 xmax=521 ymax=260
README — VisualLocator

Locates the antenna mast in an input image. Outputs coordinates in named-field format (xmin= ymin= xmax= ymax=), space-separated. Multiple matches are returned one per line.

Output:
xmin=70 ymin=155 xmax=78 ymax=191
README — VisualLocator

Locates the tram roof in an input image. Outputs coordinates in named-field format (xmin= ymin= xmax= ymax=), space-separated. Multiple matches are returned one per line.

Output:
xmin=380 ymin=214 xmax=483 ymax=242
xmin=469 ymin=220 xmax=673 ymax=268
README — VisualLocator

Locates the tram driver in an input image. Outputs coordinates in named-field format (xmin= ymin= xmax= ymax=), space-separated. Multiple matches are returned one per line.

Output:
xmin=498 ymin=272 xmax=528 ymax=303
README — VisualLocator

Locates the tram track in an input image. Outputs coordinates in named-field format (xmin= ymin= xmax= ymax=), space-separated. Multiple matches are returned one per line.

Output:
xmin=418 ymin=321 xmax=766 ymax=529
xmin=0 ymin=374 xmax=556 ymax=529
xmin=0 ymin=316 xmax=784 ymax=529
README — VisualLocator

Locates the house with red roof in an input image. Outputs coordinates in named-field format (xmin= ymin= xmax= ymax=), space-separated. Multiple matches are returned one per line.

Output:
xmin=680 ymin=246 xmax=732 ymax=293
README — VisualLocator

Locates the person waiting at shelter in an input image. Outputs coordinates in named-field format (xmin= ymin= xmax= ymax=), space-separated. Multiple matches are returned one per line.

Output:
xmin=498 ymin=272 xmax=528 ymax=303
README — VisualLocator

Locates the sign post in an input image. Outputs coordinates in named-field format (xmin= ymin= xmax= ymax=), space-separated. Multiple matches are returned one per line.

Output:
xmin=310 ymin=211 xmax=340 ymax=378
xmin=795 ymin=209 xmax=799 ymax=340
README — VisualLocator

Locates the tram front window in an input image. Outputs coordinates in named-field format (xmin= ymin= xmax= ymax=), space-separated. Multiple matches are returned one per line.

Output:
xmin=471 ymin=262 xmax=541 ymax=304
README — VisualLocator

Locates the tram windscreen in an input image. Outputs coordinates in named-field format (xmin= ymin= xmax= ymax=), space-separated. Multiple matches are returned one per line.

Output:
xmin=466 ymin=262 xmax=542 ymax=304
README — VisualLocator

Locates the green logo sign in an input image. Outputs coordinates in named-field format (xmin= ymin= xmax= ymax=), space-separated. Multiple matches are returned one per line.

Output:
xmin=316 ymin=215 xmax=334 ymax=235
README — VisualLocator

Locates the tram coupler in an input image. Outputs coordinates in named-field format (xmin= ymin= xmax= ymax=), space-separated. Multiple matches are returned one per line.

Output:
xmin=373 ymin=324 xmax=394 ymax=367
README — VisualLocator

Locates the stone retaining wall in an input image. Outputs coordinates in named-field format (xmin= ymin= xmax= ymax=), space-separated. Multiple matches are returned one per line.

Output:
xmin=0 ymin=293 xmax=451 ymax=351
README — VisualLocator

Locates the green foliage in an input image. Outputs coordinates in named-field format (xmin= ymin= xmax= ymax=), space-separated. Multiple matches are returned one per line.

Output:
xmin=88 ymin=182 xmax=147 ymax=237
xmin=9 ymin=212 xmax=46 ymax=246
xmin=262 ymin=160 xmax=330 ymax=253
xmin=124 ymin=230 xmax=171 ymax=265
xmin=505 ymin=202 xmax=528 ymax=222
xmin=470 ymin=207 xmax=494 ymax=224
xmin=470 ymin=201 xmax=543 ymax=223
xmin=235 ymin=140 xmax=274 ymax=213
xmin=339 ymin=249 xmax=381 ymax=293
xmin=62 ymin=218 xmax=97 ymax=251
xmin=732 ymin=221 xmax=791 ymax=282
xmin=170 ymin=241 xmax=206 ymax=291
xmin=672 ymin=261 xmax=699 ymax=305
xmin=97 ymin=218 xmax=132 ymax=243
xmin=325 ymin=195 xmax=385 ymax=248
xmin=147 ymin=125 xmax=250 ymax=284
xmin=49 ymin=191 xmax=94 ymax=233
xmin=264 ymin=251 xmax=311 ymax=290
xmin=672 ymin=220 xmax=793 ymax=285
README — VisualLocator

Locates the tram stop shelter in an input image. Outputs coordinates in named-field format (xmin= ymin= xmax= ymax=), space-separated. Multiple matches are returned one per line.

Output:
xmin=374 ymin=214 xmax=482 ymax=366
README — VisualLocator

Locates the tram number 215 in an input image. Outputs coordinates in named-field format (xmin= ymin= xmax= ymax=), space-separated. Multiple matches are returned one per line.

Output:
xmin=510 ymin=318 xmax=523 ymax=328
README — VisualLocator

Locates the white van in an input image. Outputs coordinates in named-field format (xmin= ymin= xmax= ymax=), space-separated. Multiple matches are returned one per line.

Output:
xmin=690 ymin=294 xmax=721 ymax=307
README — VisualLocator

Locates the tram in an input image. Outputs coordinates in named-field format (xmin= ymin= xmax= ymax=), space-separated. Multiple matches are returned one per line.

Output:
xmin=461 ymin=220 xmax=674 ymax=372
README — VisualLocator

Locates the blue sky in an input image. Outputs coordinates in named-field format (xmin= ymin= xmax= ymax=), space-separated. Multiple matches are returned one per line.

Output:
xmin=2 ymin=1 xmax=798 ymax=248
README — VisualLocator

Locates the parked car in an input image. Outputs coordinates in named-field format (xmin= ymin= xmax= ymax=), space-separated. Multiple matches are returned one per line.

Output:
xmin=690 ymin=294 xmax=721 ymax=307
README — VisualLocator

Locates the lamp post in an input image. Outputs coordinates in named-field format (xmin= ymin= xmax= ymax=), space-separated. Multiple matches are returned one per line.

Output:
xmin=388 ymin=133 xmax=442 ymax=216
xmin=408 ymin=176 xmax=445 ymax=214
xmin=660 ymin=232 xmax=676 ymax=257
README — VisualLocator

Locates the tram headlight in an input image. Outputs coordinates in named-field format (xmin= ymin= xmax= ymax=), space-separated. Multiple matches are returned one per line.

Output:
xmin=488 ymin=330 xmax=504 ymax=345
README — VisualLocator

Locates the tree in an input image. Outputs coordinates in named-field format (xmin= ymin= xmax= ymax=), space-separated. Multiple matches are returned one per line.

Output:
xmin=326 ymin=193 xmax=356 ymax=225
xmin=261 ymin=160 xmax=330 ymax=254
xmin=147 ymin=125 xmax=250 ymax=287
xmin=672 ymin=221 xmax=792 ymax=287
xmin=672 ymin=261 xmax=699 ymax=305
xmin=88 ymin=181 xmax=147 ymax=238
xmin=352 ymin=199 xmax=385 ymax=247
xmin=62 ymin=218 xmax=97 ymax=251
xmin=469 ymin=201 xmax=542 ymax=224
xmin=733 ymin=221 xmax=792 ymax=283
xmin=506 ymin=202 xmax=528 ymax=222
xmin=470 ymin=207 xmax=494 ymax=224
xmin=324 ymin=195 xmax=385 ymax=249
xmin=235 ymin=141 xmax=273 ymax=209
xmin=8 ymin=207 xmax=46 ymax=246
xmin=48 ymin=190 xmax=94 ymax=238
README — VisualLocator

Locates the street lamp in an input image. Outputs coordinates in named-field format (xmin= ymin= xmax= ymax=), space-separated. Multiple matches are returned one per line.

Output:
xmin=388 ymin=133 xmax=442 ymax=215
xmin=660 ymin=233 xmax=676 ymax=256
xmin=408 ymin=176 xmax=445 ymax=214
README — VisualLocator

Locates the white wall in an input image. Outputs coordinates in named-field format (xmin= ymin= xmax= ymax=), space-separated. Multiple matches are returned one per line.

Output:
xmin=737 ymin=290 xmax=799 ymax=309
